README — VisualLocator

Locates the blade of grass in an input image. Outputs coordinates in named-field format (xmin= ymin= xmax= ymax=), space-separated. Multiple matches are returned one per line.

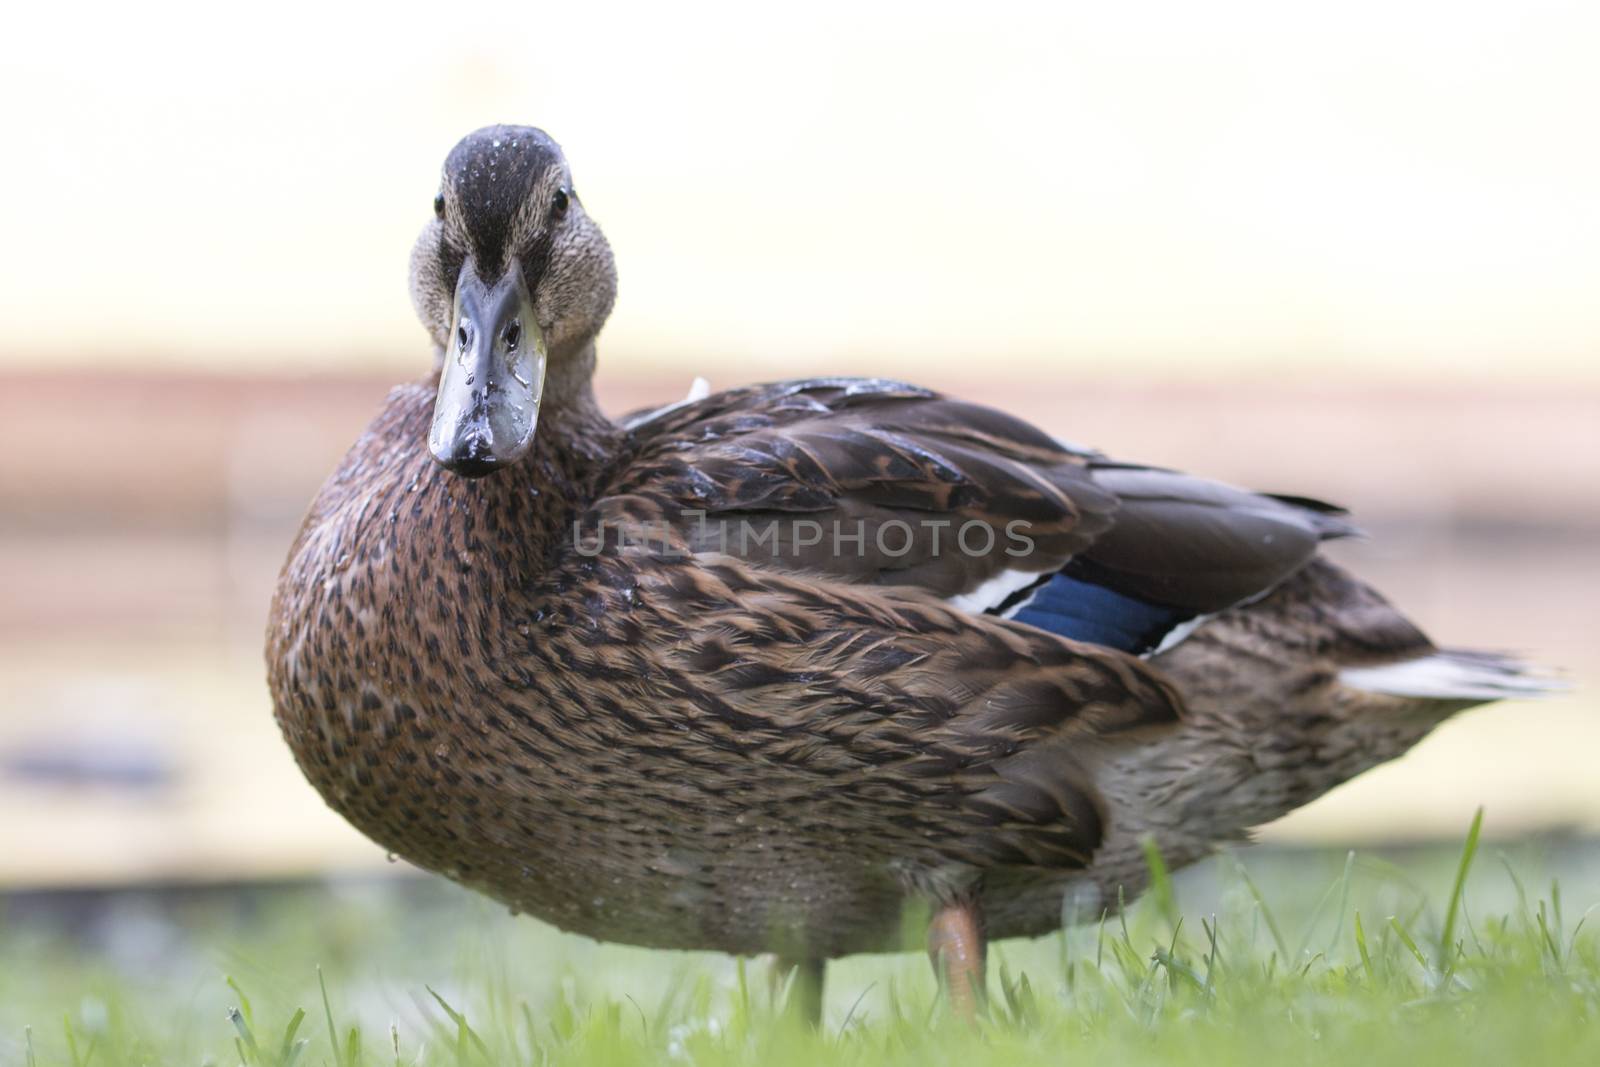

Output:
xmin=1388 ymin=916 xmax=1432 ymax=975
xmin=1537 ymin=902 xmax=1565 ymax=971
xmin=1439 ymin=808 xmax=1484 ymax=973
xmin=62 ymin=1016 xmax=86 ymax=1067
xmin=1354 ymin=912 xmax=1374 ymax=979
xmin=229 ymin=1006 xmax=260 ymax=1063
xmin=318 ymin=967 xmax=348 ymax=1067
xmin=1294 ymin=867 xmax=1346 ymax=962
xmin=1233 ymin=858 xmax=1288 ymax=962
xmin=1200 ymin=916 xmax=1223 ymax=990
xmin=1141 ymin=836 xmax=1180 ymax=931
xmin=839 ymin=981 xmax=877 ymax=1036
xmin=277 ymin=1008 xmax=307 ymax=1067
xmin=427 ymin=986 xmax=494 ymax=1062
xmin=1326 ymin=850 xmax=1358 ymax=957
xmin=227 ymin=977 xmax=255 ymax=1033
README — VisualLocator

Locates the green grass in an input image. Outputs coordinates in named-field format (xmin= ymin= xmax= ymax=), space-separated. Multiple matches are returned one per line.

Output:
xmin=4 ymin=818 xmax=1599 ymax=1066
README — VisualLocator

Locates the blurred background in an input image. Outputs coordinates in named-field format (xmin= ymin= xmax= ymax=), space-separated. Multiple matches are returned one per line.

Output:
xmin=1 ymin=0 xmax=1596 ymax=894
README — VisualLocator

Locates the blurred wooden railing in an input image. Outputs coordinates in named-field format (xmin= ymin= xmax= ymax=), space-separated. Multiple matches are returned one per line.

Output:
xmin=0 ymin=370 xmax=1594 ymax=886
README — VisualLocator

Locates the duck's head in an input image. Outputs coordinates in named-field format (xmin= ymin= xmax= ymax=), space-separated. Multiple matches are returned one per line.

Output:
xmin=410 ymin=126 xmax=616 ymax=477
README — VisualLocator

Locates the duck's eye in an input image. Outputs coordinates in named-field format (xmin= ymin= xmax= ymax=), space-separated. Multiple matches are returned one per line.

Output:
xmin=433 ymin=193 xmax=446 ymax=219
xmin=551 ymin=188 xmax=570 ymax=218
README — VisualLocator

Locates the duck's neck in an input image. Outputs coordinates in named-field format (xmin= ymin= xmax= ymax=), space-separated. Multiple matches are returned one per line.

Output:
xmin=534 ymin=340 xmax=620 ymax=469
xmin=441 ymin=342 xmax=620 ymax=573
xmin=542 ymin=341 xmax=603 ymax=424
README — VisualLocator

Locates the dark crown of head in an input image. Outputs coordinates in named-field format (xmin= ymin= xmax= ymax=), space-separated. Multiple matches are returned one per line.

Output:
xmin=445 ymin=126 xmax=563 ymax=272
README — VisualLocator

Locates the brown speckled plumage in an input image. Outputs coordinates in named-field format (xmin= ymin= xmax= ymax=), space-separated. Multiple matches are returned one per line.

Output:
xmin=267 ymin=126 xmax=1548 ymax=1014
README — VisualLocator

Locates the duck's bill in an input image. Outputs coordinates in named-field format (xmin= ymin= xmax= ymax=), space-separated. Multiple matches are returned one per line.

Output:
xmin=429 ymin=258 xmax=547 ymax=477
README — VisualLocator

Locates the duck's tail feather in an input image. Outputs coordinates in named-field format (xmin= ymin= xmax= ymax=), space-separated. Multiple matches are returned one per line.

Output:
xmin=1339 ymin=649 xmax=1567 ymax=703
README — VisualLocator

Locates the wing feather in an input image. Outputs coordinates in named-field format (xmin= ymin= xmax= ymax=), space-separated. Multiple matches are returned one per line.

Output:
xmin=597 ymin=378 xmax=1352 ymax=621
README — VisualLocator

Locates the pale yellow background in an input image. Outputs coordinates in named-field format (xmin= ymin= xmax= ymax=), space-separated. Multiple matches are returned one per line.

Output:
xmin=2 ymin=0 xmax=1597 ymax=379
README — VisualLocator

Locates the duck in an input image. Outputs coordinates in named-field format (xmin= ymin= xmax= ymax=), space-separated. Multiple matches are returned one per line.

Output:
xmin=267 ymin=125 xmax=1553 ymax=1022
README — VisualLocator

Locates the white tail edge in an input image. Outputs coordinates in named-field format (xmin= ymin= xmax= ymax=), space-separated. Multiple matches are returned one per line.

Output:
xmin=1337 ymin=646 xmax=1561 ymax=703
xmin=1340 ymin=650 xmax=1567 ymax=702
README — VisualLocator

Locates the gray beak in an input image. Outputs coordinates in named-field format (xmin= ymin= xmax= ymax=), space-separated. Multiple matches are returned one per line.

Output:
xmin=429 ymin=258 xmax=547 ymax=477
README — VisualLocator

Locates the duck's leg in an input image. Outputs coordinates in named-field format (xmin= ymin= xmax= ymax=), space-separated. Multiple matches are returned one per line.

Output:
xmin=928 ymin=898 xmax=987 ymax=1021
xmin=772 ymin=955 xmax=825 ymax=1027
